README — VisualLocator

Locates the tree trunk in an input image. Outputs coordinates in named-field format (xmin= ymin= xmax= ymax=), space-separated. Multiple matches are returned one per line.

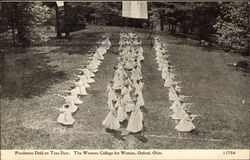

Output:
xmin=55 ymin=5 xmax=62 ymax=39
xmin=64 ymin=2 xmax=70 ymax=39
xmin=11 ymin=24 xmax=16 ymax=45
xmin=160 ymin=16 xmax=164 ymax=31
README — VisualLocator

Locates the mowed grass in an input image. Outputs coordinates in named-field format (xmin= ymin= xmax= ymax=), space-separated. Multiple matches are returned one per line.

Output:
xmin=1 ymin=26 xmax=109 ymax=149
xmin=157 ymin=33 xmax=250 ymax=148
xmin=1 ymin=26 xmax=249 ymax=149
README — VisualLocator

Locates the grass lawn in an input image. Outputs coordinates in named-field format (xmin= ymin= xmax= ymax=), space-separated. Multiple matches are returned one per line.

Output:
xmin=1 ymin=25 xmax=249 ymax=149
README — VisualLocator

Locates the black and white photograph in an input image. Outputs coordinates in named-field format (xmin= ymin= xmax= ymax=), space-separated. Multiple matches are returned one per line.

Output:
xmin=0 ymin=0 xmax=249 ymax=158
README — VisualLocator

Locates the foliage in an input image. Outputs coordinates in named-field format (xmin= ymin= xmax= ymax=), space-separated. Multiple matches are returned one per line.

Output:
xmin=213 ymin=2 xmax=249 ymax=54
xmin=1 ymin=2 xmax=54 ymax=47
xmin=2 ymin=3 xmax=33 ymax=46
xmin=149 ymin=2 xmax=219 ymax=42
xmin=30 ymin=3 xmax=54 ymax=24
xmin=81 ymin=2 xmax=121 ymax=25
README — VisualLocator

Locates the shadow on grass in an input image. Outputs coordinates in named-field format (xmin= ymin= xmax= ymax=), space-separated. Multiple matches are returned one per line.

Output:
xmin=0 ymin=49 xmax=68 ymax=99
xmin=130 ymin=131 xmax=148 ymax=143
xmin=47 ymin=31 xmax=105 ymax=56
xmin=105 ymin=128 xmax=126 ymax=141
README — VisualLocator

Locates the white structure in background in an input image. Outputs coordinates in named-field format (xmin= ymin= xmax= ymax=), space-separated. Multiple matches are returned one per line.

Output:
xmin=122 ymin=1 xmax=148 ymax=19
xmin=56 ymin=1 xmax=64 ymax=7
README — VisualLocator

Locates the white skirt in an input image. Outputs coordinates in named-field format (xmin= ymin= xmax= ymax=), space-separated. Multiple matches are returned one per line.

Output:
xmin=102 ymin=111 xmax=120 ymax=130
xmin=57 ymin=113 xmax=75 ymax=125
xmin=175 ymin=120 xmax=195 ymax=132
xmin=127 ymin=108 xmax=143 ymax=133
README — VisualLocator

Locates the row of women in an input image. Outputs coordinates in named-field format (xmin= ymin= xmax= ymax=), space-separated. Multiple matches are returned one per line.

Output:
xmin=153 ymin=36 xmax=197 ymax=132
xmin=102 ymin=32 xmax=145 ymax=134
xmin=55 ymin=34 xmax=111 ymax=126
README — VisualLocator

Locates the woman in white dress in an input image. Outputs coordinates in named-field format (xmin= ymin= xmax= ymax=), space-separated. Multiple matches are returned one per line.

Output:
xmin=113 ymin=67 xmax=123 ymax=90
xmin=131 ymin=66 xmax=142 ymax=83
xmin=58 ymin=91 xmax=83 ymax=105
xmin=73 ymin=80 xmax=88 ymax=96
xmin=56 ymin=104 xmax=75 ymax=125
xmin=164 ymin=76 xmax=175 ymax=88
xmin=136 ymin=48 xmax=144 ymax=62
xmin=134 ymin=80 xmax=144 ymax=107
xmin=169 ymin=86 xmax=179 ymax=101
xmin=170 ymin=101 xmax=187 ymax=120
xmin=88 ymin=60 xmax=99 ymax=73
xmin=77 ymin=68 xmax=95 ymax=83
xmin=102 ymin=100 xmax=120 ymax=130
xmin=125 ymin=58 xmax=136 ymax=70
xmin=93 ymin=49 xmax=104 ymax=61
xmin=74 ymin=74 xmax=90 ymax=88
xmin=161 ymin=65 xmax=169 ymax=80
xmin=127 ymin=98 xmax=143 ymax=133
xmin=175 ymin=111 xmax=196 ymax=132
xmin=121 ymin=84 xmax=134 ymax=112
xmin=77 ymin=67 xmax=95 ymax=78
xmin=106 ymin=81 xmax=117 ymax=107
xmin=170 ymin=100 xmax=182 ymax=111
xmin=123 ymin=76 xmax=132 ymax=86
xmin=116 ymin=96 xmax=127 ymax=122
xmin=63 ymin=103 xmax=78 ymax=113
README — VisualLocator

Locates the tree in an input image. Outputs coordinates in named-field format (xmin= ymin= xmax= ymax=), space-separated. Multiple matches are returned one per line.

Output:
xmin=214 ymin=2 xmax=249 ymax=54
xmin=1 ymin=2 xmax=53 ymax=46
xmin=1 ymin=3 xmax=33 ymax=46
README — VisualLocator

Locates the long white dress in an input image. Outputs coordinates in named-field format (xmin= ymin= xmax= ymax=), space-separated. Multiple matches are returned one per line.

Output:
xmin=137 ymin=47 xmax=144 ymax=61
xmin=164 ymin=77 xmax=173 ymax=88
xmin=175 ymin=114 xmax=195 ymax=132
xmin=78 ymin=68 xmax=95 ymax=78
xmin=171 ymin=106 xmax=187 ymax=120
xmin=93 ymin=57 xmax=102 ymax=66
xmin=75 ymin=75 xmax=90 ymax=88
xmin=116 ymin=98 xmax=127 ymax=122
xmin=83 ymin=69 xmax=95 ymax=83
xmin=88 ymin=60 xmax=99 ymax=73
xmin=169 ymin=86 xmax=179 ymax=101
xmin=64 ymin=95 xmax=83 ymax=105
xmin=134 ymin=82 xmax=144 ymax=107
xmin=125 ymin=59 xmax=136 ymax=70
xmin=121 ymin=86 xmax=134 ymax=112
xmin=127 ymin=105 xmax=143 ymax=133
xmin=170 ymin=101 xmax=182 ymax=111
xmin=69 ymin=87 xmax=80 ymax=96
xmin=106 ymin=85 xmax=117 ymax=107
xmin=64 ymin=103 xmax=78 ymax=113
xmin=131 ymin=68 xmax=142 ymax=82
xmin=57 ymin=107 xmax=75 ymax=125
xmin=102 ymin=104 xmax=120 ymax=130
xmin=85 ymin=68 xmax=95 ymax=77
xmin=74 ymin=81 xmax=88 ymax=95
xmin=93 ymin=50 xmax=104 ymax=60
xmin=113 ymin=71 xmax=123 ymax=90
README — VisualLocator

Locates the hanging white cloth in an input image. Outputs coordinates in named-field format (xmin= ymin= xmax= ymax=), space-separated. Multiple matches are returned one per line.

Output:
xmin=56 ymin=1 xmax=64 ymax=7
xmin=122 ymin=1 xmax=148 ymax=19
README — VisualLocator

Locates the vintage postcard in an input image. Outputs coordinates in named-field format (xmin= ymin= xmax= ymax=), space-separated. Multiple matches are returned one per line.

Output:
xmin=0 ymin=1 xmax=249 ymax=160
